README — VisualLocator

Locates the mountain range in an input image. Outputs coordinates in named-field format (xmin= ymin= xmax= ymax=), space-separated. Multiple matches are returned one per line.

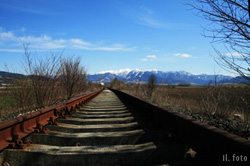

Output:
xmin=87 ymin=69 xmax=244 ymax=85
xmin=0 ymin=69 xmax=246 ymax=86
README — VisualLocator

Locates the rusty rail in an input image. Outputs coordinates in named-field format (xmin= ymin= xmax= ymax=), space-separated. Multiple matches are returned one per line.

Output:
xmin=0 ymin=89 xmax=103 ymax=152
xmin=110 ymin=88 xmax=250 ymax=164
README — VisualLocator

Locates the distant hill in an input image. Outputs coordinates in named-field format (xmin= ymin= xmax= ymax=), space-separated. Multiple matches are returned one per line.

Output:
xmin=1 ymin=70 xmax=248 ymax=86
xmin=0 ymin=71 xmax=25 ymax=78
xmin=87 ymin=69 xmax=245 ymax=85
xmin=0 ymin=71 xmax=26 ymax=85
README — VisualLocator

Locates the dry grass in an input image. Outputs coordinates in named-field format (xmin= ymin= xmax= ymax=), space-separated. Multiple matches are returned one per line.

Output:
xmin=122 ymin=84 xmax=250 ymax=122
xmin=0 ymin=83 xmax=102 ymax=120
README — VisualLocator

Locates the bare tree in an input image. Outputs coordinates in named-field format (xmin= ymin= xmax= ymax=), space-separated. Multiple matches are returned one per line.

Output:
xmin=188 ymin=0 xmax=250 ymax=81
xmin=60 ymin=57 xmax=87 ymax=100
xmin=23 ymin=45 xmax=62 ymax=108
xmin=147 ymin=74 xmax=157 ymax=99
xmin=5 ymin=45 xmax=88 ymax=116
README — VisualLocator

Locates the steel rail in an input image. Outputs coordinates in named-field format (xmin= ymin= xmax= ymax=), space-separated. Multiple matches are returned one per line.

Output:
xmin=0 ymin=89 xmax=103 ymax=152
xmin=110 ymin=88 xmax=250 ymax=164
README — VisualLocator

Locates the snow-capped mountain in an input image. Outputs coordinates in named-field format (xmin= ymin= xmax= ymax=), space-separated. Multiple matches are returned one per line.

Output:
xmin=97 ymin=68 xmax=132 ymax=78
xmin=87 ymin=69 xmax=238 ymax=85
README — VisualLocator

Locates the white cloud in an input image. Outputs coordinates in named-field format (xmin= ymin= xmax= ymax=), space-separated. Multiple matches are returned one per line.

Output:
xmin=181 ymin=54 xmax=192 ymax=58
xmin=39 ymin=42 xmax=65 ymax=49
xmin=0 ymin=31 xmax=15 ymax=40
xmin=141 ymin=54 xmax=157 ymax=61
xmin=70 ymin=38 xmax=90 ymax=45
xmin=174 ymin=53 xmax=181 ymax=56
xmin=0 ymin=30 xmax=135 ymax=52
xmin=72 ymin=45 xmax=134 ymax=51
xmin=146 ymin=55 xmax=156 ymax=58
xmin=174 ymin=53 xmax=192 ymax=58
xmin=18 ymin=35 xmax=51 ymax=43
xmin=92 ymin=47 xmax=132 ymax=51
xmin=0 ymin=48 xmax=23 ymax=52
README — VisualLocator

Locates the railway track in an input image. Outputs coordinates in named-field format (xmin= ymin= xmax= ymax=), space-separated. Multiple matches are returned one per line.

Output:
xmin=1 ymin=89 xmax=250 ymax=165
xmin=1 ymin=90 xmax=157 ymax=166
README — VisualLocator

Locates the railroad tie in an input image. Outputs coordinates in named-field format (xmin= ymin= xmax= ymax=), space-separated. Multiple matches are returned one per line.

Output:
xmin=1 ymin=90 xmax=156 ymax=166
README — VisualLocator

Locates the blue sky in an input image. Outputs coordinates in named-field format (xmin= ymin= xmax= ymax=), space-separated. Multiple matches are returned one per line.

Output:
xmin=0 ymin=0 xmax=233 ymax=75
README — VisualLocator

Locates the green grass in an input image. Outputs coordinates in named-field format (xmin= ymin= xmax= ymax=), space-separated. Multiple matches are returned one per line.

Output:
xmin=0 ymin=96 xmax=16 ymax=110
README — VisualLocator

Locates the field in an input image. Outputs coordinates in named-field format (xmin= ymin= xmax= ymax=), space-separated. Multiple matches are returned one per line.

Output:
xmin=117 ymin=83 xmax=250 ymax=138
xmin=119 ymin=84 xmax=250 ymax=121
